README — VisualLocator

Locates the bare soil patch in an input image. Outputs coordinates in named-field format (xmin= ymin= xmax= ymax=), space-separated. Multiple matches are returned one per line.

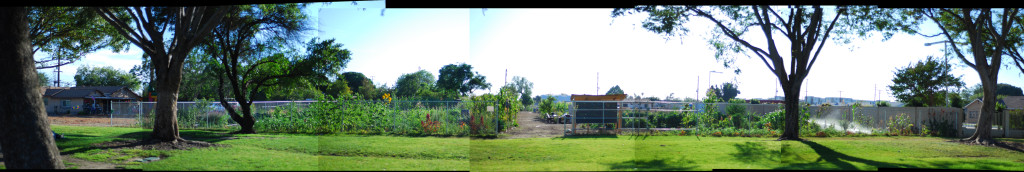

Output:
xmin=48 ymin=115 xmax=137 ymax=127
xmin=503 ymin=111 xmax=565 ymax=139
xmin=93 ymin=139 xmax=223 ymax=150
xmin=951 ymin=139 xmax=1024 ymax=153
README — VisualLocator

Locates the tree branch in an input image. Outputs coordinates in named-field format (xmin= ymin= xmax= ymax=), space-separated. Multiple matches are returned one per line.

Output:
xmin=805 ymin=7 xmax=843 ymax=75
xmin=927 ymin=9 xmax=977 ymax=70
xmin=95 ymin=7 xmax=153 ymax=56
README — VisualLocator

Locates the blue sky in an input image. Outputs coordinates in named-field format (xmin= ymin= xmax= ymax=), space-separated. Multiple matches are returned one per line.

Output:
xmin=43 ymin=2 xmax=1024 ymax=102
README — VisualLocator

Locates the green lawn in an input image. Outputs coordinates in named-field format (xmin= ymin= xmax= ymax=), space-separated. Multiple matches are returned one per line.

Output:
xmin=15 ymin=126 xmax=1023 ymax=170
xmin=470 ymin=135 xmax=1024 ymax=171
xmin=48 ymin=126 xmax=468 ymax=170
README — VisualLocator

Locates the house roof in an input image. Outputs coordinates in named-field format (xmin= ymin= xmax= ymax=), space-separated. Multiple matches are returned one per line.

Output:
xmin=50 ymin=89 xmax=103 ymax=98
xmin=963 ymin=96 xmax=1024 ymax=109
xmin=1004 ymin=96 xmax=1024 ymax=109
xmin=41 ymin=86 xmax=140 ymax=100
xmin=70 ymin=86 xmax=129 ymax=96
xmin=570 ymin=94 xmax=627 ymax=101
xmin=964 ymin=99 xmax=982 ymax=109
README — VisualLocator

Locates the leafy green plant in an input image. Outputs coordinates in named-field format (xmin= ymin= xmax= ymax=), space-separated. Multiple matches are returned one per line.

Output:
xmin=886 ymin=113 xmax=914 ymax=136
xmin=726 ymin=103 xmax=748 ymax=129
xmin=757 ymin=109 xmax=785 ymax=130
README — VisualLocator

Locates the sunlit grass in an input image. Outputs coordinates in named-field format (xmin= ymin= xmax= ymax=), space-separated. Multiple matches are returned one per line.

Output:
xmin=43 ymin=125 xmax=1024 ymax=171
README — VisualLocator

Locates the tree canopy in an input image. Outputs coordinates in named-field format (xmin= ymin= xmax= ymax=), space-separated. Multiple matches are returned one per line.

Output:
xmin=962 ymin=83 xmax=1024 ymax=102
xmin=396 ymin=69 xmax=437 ymax=99
xmin=437 ymin=63 xmax=490 ymax=96
xmin=605 ymin=85 xmax=624 ymax=95
xmin=502 ymin=76 xmax=534 ymax=106
xmin=342 ymin=72 xmax=375 ymax=98
xmin=29 ymin=7 xmax=128 ymax=69
xmin=37 ymin=70 xmax=51 ymax=87
xmin=889 ymin=56 xmax=964 ymax=107
xmin=73 ymin=65 xmax=141 ymax=91
xmin=708 ymin=82 xmax=741 ymax=101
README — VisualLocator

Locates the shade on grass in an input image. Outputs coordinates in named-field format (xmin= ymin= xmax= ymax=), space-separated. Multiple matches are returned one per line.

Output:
xmin=49 ymin=126 xmax=469 ymax=170
xmin=470 ymin=136 xmax=1024 ymax=171
xmin=46 ymin=125 xmax=1024 ymax=171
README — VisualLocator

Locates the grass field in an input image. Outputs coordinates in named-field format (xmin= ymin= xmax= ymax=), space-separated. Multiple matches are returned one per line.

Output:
xmin=470 ymin=135 xmax=1024 ymax=171
xmin=3 ymin=125 xmax=1022 ymax=170
xmin=47 ymin=126 xmax=468 ymax=170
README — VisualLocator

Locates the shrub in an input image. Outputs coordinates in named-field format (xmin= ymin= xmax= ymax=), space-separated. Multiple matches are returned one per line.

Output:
xmin=925 ymin=113 xmax=958 ymax=137
xmin=758 ymin=109 xmax=785 ymax=130
xmin=886 ymin=113 xmax=914 ymax=136
xmin=876 ymin=101 xmax=890 ymax=107
xmin=726 ymin=103 xmax=749 ymax=129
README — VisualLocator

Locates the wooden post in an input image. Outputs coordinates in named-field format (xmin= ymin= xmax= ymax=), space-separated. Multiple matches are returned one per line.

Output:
xmin=1004 ymin=111 xmax=1010 ymax=138
xmin=616 ymin=103 xmax=622 ymax=134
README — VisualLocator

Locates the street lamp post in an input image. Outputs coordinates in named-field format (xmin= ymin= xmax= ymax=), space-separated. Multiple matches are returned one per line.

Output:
xmin=708 ymin=71 xmax=722 ymax=100
xmin=926 ymin=40 xmax=951 ymax=106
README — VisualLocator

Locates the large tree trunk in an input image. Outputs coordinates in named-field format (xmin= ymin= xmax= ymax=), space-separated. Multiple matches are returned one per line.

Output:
xmin=214 ymin=68 xmax=257 ymax=134
xmin=965 ymin=76 xmax=998 ymax=144
xmin=150 ymin=52 xmax=187 ymax=142
xmin=778 ymin=81 xmax=803 ymax=141
xmin=0 ymin=7 xmax=65 ymax=169
xmin=228 ymin=101 xmax=256 ymax=134
xmin=238 ymin=102 xmax=256 ymax=134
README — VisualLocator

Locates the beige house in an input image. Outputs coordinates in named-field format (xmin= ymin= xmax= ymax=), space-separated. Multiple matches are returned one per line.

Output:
xmin=963 ymin=96 xmax=1024 ymax=123
xmin=40 ymin=86 xmax=141 ymax=115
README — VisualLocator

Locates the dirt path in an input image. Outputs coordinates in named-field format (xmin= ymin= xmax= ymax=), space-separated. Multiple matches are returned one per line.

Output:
xmin=503 ymin=111 xmax=566 ymax=139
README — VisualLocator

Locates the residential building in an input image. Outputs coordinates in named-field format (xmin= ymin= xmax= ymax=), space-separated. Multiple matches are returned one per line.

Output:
xmin=963 ymin=96 xmax=1024 ymax=123
xmin=40 ymin=86 xmax=141 ymax=115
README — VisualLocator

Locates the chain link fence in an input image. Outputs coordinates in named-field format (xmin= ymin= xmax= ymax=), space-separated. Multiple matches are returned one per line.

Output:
xmin=103 ymin=101 xmax=315 ymax=129
xmin=566 ymin=101 xmax=967 ymax=136
xmin=57 ymin=100 xmax=507 ymax=136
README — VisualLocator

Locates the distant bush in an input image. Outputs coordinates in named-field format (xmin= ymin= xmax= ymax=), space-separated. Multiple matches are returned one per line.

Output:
xmin=876 ymin=101 xmax=891 ymax=107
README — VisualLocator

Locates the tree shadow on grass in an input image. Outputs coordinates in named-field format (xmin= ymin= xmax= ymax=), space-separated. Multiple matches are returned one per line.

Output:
xmin=730 ymin=142 xmax=780 ymax=165
xmin=777 ymin=140 xmax=912 ymax=170
xmin=56 ymin=133 xmax=119 ymax=155
xmin=606 ymin=157 xmax=698 ymax=171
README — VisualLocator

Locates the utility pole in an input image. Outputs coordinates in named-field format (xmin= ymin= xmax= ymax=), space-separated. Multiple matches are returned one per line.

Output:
xmin=696 ymin=75 xmax=699 ymax=101
xmin=596 ymin=72 xmax=599 ymax=95
xmin=839 ymin=91 xmax=843 ymax=106
xmin=53 ymin=57 xmax=62 ymax=87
